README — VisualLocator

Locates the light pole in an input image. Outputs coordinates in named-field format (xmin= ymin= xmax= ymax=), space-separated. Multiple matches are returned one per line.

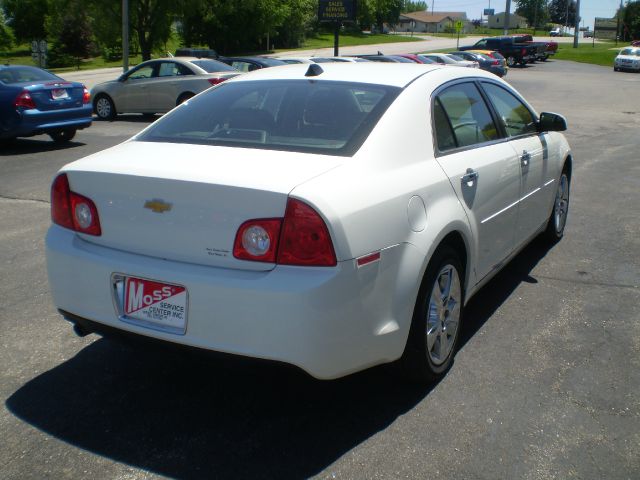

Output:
xmin=122 ymin=0 xmax=129 ymax=73
xmin=504 ymin=0 xmax=511 ymax=36
xmin=573 ymin=0 xmax=580 ymax=48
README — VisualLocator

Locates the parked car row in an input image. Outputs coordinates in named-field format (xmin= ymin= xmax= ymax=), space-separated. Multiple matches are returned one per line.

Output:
xmin=460 ymin=35 xmax=558 ymax=66
xmin=0 ymin=35 xmax=557 ymax=142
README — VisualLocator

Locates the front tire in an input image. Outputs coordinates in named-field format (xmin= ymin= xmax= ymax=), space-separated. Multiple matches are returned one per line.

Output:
xmin=399 ymin=246 xmax=464 ymax=383
xmin=94 ymin=94 xmax=116 ymax=120
xmin=542 ymin=170 xmax=570 ymax=243
xmin=49 ymin=129 xmax=76 ymax=143
xmin=506 ymin=56 xmax=516 ymax=68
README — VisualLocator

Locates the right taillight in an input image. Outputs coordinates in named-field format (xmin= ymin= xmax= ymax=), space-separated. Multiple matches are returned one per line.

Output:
xmin=277 ymin=198 xmax=336 ymax=267
xmin=233 ymin=198 xmax=337 ymax=267
xmin=207 ymin=77 xmax=228 ymax=86
xmin=51 ymin=173 xmax=101 ymax=236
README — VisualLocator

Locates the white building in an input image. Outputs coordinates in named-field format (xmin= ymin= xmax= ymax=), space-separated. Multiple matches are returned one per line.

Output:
xmin=487 ymin=12 xmax=528 ymax=30
xmin=391 ymin=11 xmax=470 ymax=34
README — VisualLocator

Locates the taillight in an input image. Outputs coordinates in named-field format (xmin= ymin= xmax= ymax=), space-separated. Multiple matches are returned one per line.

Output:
xmin=522 ymin=48 xmax=527 ymax=56
xmin=50 ymin=173 xmax=101 ymax=236
xmin=278 ymin=199 xmax=336 ymax=267
xmin=207 ymin=77 xmax=228 ymax=86
xmin=232 ymin=198 xmax=337 ymax=267
xmin=82 ymin=87 xmax=91 ymax=104
xmin=492 ymin=59 xmax=500 ymax=65
xmin=14 ymin=90 xmax=36 ymax=109
xmin=233 ymin=219 xmax=282 ymax=262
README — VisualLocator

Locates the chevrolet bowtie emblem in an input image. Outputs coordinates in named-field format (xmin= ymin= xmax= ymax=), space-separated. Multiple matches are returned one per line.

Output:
xmin=144 ymin=199 xmax=172 ymax=213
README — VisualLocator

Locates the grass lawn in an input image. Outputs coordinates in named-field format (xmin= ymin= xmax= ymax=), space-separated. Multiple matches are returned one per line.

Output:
xmin=284 ymin=32 xmax=420 ymax=51
xmin=553 ymin=40 xmax=622 ymax=67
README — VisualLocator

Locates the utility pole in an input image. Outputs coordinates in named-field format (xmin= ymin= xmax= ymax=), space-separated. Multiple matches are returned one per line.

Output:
xmin=122 ymin=0 xmax=129 ymax=72
xmin=504 ymin=0 xmax=511 ymax=36
xmin=431 ymin=1 xmax=434 ymax=15
xmin=564 ymin=0 xmax=569 ymax=34
xmin=573 ymin=0 xmax=580 ymax=48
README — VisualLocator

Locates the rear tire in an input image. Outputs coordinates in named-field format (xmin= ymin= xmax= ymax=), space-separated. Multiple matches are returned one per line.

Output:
xmin=94 ymin=94 xmax=116 ymax=120
xmin=49 ymin=129 xmax=76 ymax=143
xmin=542 ymin=170 xmax=570 ymax=243
xmin=506 ymin=56 xmax=516 ymax=67
xmin=398 ymin=245 xmax=464 ymax=384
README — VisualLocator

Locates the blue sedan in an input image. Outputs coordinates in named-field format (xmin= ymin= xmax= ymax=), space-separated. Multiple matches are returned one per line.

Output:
xmin=0 ymin=65 xmax=92 ymax=143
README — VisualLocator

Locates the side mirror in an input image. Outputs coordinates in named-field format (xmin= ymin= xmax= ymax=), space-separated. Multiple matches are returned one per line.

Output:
xmin=538 ymin=112 xmax=567 ymax=132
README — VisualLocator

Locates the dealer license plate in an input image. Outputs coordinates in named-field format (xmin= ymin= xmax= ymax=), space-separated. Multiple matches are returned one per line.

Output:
xmin=51 ymin=88 xmax=69 ymax=100
xmin=114 ymin=275 xmax=188 ymax=334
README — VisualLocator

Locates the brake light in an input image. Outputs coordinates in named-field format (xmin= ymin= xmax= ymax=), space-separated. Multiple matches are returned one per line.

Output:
xmin=14 ymin=90 xmax=36 ymax=109
xmin=82 ymin=87 xmax=91 ymax=104
xmin=207 ymin=77 xmax=228 ymax=86
xmin=492 ymin=59 xmax=500 ymax=65
xmin=278 ymin=199 xmax=336 ymax=267
xmin=233 ymin=198 xmax=337 ymax=266
xmin=51 ymin=173 xmax=101 ymax=236
xmin=522 ymin=48 xmax=527 ymax=56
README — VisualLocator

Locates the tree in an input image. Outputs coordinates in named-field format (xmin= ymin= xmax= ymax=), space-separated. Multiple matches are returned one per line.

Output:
xmin=131 ymin=0 xmax=176 ymax=60
xmin=1 ymin=0 xmax=48 ymax=43
xmin=621 ymin=1 xmax=640 ymax=41
xmin=0 ymin=9 xmax=14 ymax=50
xmin=515 ymin=0 xmax=549 ymax=29
xmin=402 ymin=1 xmax=427 ymax=13
xmin=548 ymin=0 xmax=576 ymax=27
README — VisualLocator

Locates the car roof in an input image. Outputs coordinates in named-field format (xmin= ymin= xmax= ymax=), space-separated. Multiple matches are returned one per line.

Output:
xmin=223 ymin=62 xmax=486 ymax=88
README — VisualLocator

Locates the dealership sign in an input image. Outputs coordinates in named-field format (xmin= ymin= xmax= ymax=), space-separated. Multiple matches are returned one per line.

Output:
xmin=319 ymin=0 xmax=357 ymax=23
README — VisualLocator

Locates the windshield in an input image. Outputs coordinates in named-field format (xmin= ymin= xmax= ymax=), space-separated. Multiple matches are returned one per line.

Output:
xmin=0 ymin=66 xmax=61 ymax=84
xmin=136 ymin=79 xmax=400 ymax=156
xmin=190 ymin=59 xmax=238 ymax=72
xmin=620 ymin=48 xmax=640 ymax=56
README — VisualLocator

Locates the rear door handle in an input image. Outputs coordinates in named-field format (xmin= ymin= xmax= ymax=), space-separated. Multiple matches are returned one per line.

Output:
xmin=521 ymin=150 xmax=531 ymax=167
xmin=461 ymin=168 xmax=478 ymax=186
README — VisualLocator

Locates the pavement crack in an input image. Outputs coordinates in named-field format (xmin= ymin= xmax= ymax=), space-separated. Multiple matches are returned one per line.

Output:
xmin=534 ymin=275 xmax=638 ymax=290
xmin=0 ymin=194 xmax=49 ymax=205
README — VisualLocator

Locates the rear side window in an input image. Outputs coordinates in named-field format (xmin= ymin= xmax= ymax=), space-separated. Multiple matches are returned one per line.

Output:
xmin=137 ymin=79 xmax=400 ymax=157
xmin=481 ymin=82 xmax=537 ymax=137
xmin=434 ymin=82 xmax=499 ymax=152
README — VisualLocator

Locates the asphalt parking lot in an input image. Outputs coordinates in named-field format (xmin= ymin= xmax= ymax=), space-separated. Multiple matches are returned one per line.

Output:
xmin=1 ymin=60 xmax=639 ymax=479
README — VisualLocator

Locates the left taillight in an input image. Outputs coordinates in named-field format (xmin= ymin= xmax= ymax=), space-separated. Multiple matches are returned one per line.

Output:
xmin=14 ymin=90 xmax=36 ymax=110
xmin=82 ymin=87 xmax=91 ymax=104
xmin=51 ymin=173 xmax=101 ymax=236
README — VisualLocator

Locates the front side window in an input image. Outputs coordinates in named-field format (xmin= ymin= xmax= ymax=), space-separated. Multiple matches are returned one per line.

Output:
xmin=137 ymin=79 xmax=400 ymax=156
xmin=127 ymin=65 xmax=155 ymax=80
xmin=434 ymin=82 xmax=499 ymax=152
xmin=482 ymin=82 xmax=537 ymax=137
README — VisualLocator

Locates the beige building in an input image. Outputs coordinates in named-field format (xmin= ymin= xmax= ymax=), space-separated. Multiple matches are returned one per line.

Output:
xmin=487 ymin=12 xmax=528 ymax=29
xmin=391 ymin=11 xmax=470 ymax=34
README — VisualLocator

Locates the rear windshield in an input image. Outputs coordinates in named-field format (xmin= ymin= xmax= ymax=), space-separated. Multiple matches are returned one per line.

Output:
xmin=190 ymin=59 xmax=238 ymax=72
xmin=136 ymin=79 xmax=400 ymax=156
xmin=0 ymin=66 xmax=61 ymax=84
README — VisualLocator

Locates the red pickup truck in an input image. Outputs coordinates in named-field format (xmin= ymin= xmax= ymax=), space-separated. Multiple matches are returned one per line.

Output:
xmin=510 ymin=34 xmax=558 ymax=61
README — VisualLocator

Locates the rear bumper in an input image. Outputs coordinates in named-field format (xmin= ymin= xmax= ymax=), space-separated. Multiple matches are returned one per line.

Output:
xmin=46 ymin=225 xmax=421 ymax=379
xmin=3 ymin=104 xmax=92 ymax=139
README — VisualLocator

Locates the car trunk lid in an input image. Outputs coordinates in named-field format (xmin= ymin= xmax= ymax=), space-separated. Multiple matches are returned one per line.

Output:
xmin=62 ymin=141 xmax=342 ymax=271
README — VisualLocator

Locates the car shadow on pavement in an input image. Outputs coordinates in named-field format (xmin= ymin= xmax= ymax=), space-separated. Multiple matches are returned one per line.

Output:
xmin=0 ymin=138 xmax=86 ymax=156
xmin=6 ymin=238 xmax=554 ymax=479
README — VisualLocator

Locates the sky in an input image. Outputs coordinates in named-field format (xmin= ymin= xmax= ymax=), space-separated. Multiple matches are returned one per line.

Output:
xmin=425 ymin=0 xmax=624 ymax=30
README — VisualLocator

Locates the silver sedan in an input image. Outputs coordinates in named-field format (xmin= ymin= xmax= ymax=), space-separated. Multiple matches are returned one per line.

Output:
xmin=91 ymin=57 xmax=241 ymax=120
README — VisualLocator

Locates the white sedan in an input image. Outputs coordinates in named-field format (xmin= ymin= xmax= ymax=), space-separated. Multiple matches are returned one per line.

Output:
xmin=46 ymin=63 xmax=572 ymax=381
